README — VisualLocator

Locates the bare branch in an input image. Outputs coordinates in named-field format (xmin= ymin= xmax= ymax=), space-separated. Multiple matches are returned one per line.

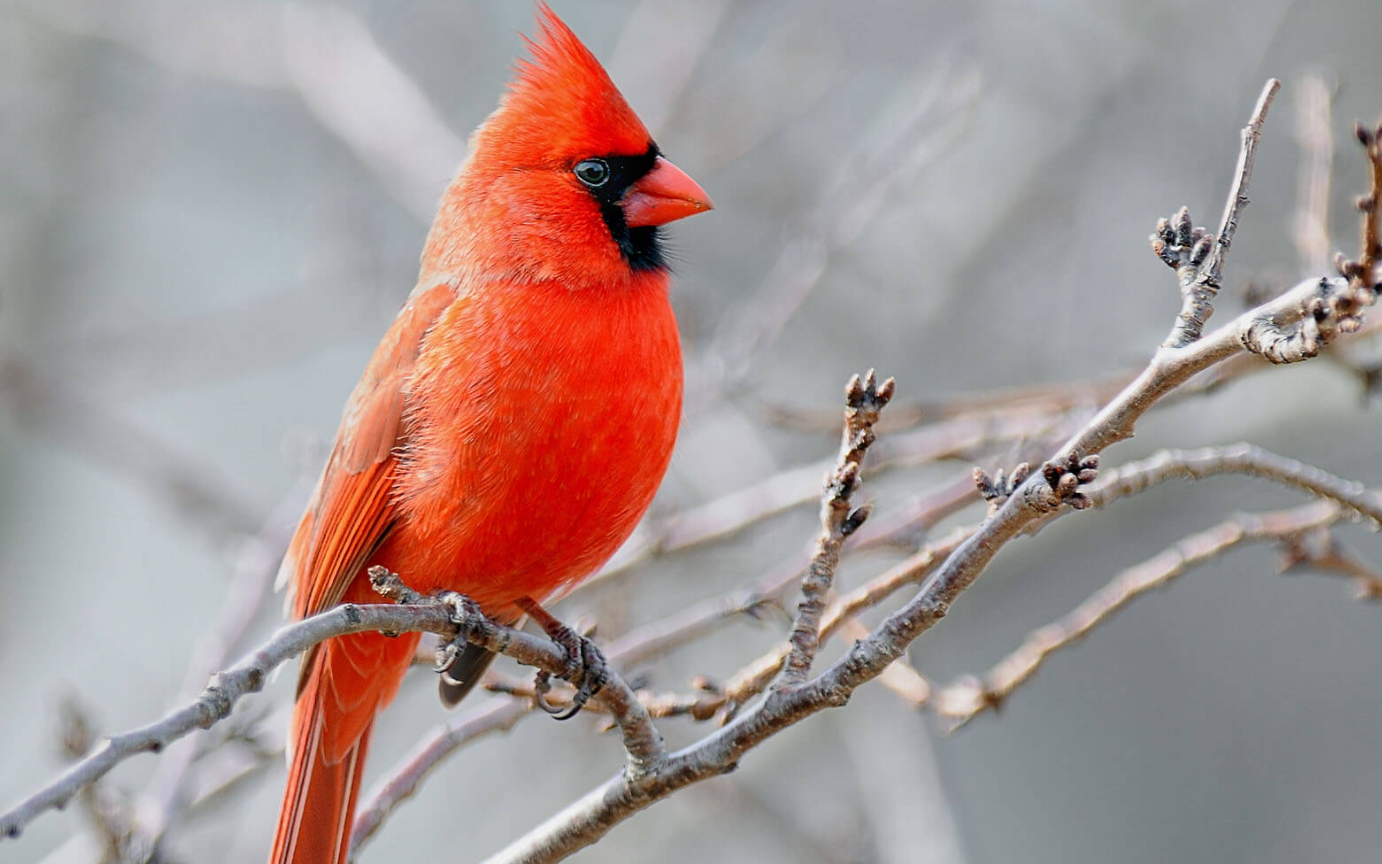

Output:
xmin=369 ymin=571 xmax=667 ymax=775
xmin=594 ymin=403 xmax=1047 ymax=586
xmin=1160 ymin=79 xmax=1280 ymax=347
xmin=703 ymin=442 xmax=1382 ymax=724
xmin=606 ymin=0 xmax=730 ymax=139
xmin=1277 ymin=528 xmax=1382 ymax=600
xmin=774 ymin=370 xmax=893 ymax=691
xmin=1 ymin=581 xmax=662 ymax=841
xmin=1351 ymin=120 xmax=1382 ymax=292
xmin=1242 ymin=119 xmax=1382 ymax=363
xmin=1091 ymin=444 xmax=1382 ymax=526
xmin=0 ymin=603 xmax=444 ymax=839
xmin=755 ymin=371 xmax=1133 ymax=435
xmin=349 ymin=698 xmax=532 ymax=854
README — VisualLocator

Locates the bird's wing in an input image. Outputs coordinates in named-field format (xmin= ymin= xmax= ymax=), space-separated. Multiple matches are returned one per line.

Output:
xmin=280 ymin=282 xmax=457 ymax=636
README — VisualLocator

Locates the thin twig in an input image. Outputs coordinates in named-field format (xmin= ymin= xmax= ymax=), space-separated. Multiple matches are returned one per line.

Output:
xmin=755 ymin=370 xmax=1131 ymax=435
xmin=774 ymin=371 xmax=893 ymax=691
xmin=1277 ymin=527 xmax=1382 ymax=600
xmin=1090 ymin=443 xmax=1382 ymax=526
xmin=1240 ymin=118 xmax=1382 ymax=363
xmin=348 ymin=697 xmax=532 ymax=854
xmin=1162 ymin=79 xmax=1281 ymax=347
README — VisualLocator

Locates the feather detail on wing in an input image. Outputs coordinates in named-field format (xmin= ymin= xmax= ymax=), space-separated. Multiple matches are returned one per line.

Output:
xmin=275 ymin=282 xmax=457 ymax=674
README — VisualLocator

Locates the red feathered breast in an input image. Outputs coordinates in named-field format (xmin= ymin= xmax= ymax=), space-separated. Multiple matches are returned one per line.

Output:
xmin=383 ymin=271 xmax=683 ymax=613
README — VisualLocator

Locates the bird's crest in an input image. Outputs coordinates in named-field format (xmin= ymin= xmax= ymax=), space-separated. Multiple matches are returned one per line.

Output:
xmin=477 ymin=3 xmax=653 ymax=166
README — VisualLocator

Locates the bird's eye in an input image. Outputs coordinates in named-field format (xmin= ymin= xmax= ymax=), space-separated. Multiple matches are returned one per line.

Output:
xmin=574 ymin=159 xmax=610 ymax=188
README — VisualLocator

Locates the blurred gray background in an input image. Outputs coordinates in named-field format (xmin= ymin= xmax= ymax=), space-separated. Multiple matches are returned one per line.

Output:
xmin=3 ymin=0 xmax=1381 ymax=862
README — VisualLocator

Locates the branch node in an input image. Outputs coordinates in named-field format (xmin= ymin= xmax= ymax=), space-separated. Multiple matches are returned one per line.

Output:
xmin=1028 ymin=453 xmax=1100 ymax=512
xmin=974 ymin=461 xmax=1031 ymax=513
xmin=1243 ymin=113 xmax=1381 ymax=363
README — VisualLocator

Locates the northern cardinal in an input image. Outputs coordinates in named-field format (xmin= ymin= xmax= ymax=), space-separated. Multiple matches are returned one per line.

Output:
xmin=268 ymin=5 xmax=711 ymax=862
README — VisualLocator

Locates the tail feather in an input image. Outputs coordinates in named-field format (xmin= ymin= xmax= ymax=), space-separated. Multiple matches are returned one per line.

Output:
xmin=270 ymin=666 xmax=373 ymax=864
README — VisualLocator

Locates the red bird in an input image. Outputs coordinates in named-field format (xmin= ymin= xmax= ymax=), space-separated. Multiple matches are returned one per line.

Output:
xmin=268 ymin=6 xmax=711 ymax=863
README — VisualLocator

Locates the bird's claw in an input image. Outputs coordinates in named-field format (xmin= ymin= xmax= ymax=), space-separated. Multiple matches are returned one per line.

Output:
xmin=434 ymin=640 xmax=460 ymax=675
xmin=434 ymin=591 xmax=486 ymax=675
xmin=532 ymin=623 xmax=607 ymax=721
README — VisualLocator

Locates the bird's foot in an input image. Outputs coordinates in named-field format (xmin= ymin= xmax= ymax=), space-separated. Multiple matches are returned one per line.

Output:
xmin=433 ymin=591 xmax=490 ymax=675
xmin=516 ymin=596 xmax=607 ymax=721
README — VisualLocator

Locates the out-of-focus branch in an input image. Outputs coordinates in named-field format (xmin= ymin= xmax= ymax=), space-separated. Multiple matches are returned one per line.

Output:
xmin=606 ymin=0 xmax=731 ymax=138
xmin=1277 ymin=527 xmax=1382 ymax=600
xmin=131 ymin=496 xmax=301 ymax=858
xmin=19 ymin=0 xmax=464 ymax=219
xmin=1242 ymin=118 xmax=1382 ymax=363
xmin=595 ymin=401 xmax=1064 ymax=583
xmin=755 ymin=370 xmax=1131 ymax=435
xmin=760 ymin=311 xmax=1382 ymax=438
xmin=0 ymin=357 xmax=261 ymax=538
xmin=1293 ymin=72 xmax=1336 ymax=273
xmin=934 ymin=499 xmax=1348 ymax=729
xmin=56 ymin=699 xmax=138 ymax=864
xmin=688 ymin=63 xmax=981 ymax=411
xmin=349 ymin=697 xmax=532 ymax=854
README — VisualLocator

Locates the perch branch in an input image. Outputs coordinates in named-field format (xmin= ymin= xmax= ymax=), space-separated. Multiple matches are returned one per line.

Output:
xmin=1 ymin=603 xmax=447 ymax=839
xmin=1 ymin=582 xmax=661 ymax=840
xmin=368 ymin=570 xmax=666 ymax=775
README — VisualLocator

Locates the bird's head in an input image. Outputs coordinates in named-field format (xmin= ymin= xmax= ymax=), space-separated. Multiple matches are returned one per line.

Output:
xmin=423 ymin=3 xmax=713 ymax=286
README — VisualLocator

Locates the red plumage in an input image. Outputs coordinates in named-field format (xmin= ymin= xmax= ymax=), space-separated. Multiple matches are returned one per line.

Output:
xmin=268 ymin=5 xmax=711 ymax=862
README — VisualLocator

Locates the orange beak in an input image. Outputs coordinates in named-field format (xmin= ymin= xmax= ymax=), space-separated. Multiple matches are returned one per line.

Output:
xmin=622 ymin=157 xmax=714 ymax=227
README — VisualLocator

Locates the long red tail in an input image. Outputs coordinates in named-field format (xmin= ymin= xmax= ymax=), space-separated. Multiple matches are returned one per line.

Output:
xmin=269 ymin=630 xmax=416 ymax=864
